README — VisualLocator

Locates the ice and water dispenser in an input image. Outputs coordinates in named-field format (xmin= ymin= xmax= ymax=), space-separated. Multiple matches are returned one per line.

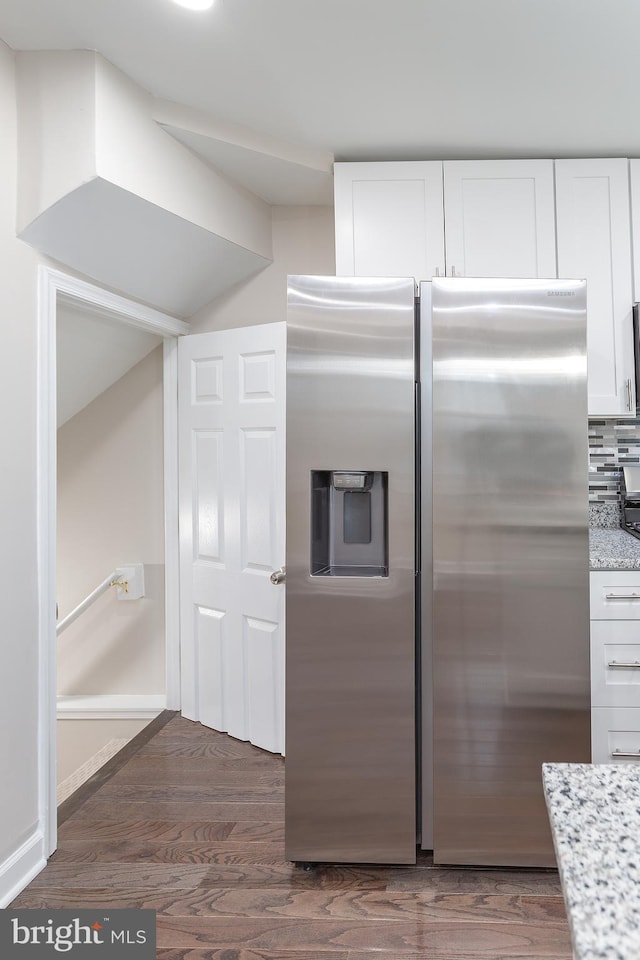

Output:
xmin=310 ymin=470 xmax=388 ymax=577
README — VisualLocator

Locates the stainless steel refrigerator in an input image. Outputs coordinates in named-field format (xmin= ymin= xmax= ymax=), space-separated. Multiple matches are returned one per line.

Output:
xmin=285 ymin=274 xmax=590 ymax=867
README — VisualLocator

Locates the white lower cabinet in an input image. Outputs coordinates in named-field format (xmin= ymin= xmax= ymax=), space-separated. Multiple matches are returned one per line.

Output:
xmin=592 ymin=707 xmax=640 ymax=764
xmin=591 ymin=571 xmax=640 ymax=763
xmin=590 ymin=573 xmax=640 ymax=620
xmin=591 ymin=620 xmax=640 ymax=708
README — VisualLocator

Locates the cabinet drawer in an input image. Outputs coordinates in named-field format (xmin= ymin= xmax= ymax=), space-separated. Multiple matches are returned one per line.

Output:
xmin=590 ymin=571 xmax=640 ymax=619
xmin=592 ymin=706 xmax=640 ymax=764
xmin=591 ymin=620 xmax=640 ymax=707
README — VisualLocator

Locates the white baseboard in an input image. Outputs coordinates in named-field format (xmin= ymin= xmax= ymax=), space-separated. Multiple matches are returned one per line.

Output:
xmin=56 ymin=694 xmax=166 ymax=720
xmin=57 ymin=738 xmax=130 ymax=806
xmin=0 ymin=829 xmax=46 ymax=908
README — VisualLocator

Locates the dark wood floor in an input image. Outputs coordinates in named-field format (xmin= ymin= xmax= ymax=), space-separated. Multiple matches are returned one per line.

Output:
xmin=12 ymin=715 xmax=572 ymax=959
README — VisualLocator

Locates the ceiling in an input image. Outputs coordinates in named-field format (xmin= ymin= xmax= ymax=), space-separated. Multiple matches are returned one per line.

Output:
xmin=2 ymin=0 xmax=640 ymax=186
xmin=57 ymin=299 xmax=162 ymax=428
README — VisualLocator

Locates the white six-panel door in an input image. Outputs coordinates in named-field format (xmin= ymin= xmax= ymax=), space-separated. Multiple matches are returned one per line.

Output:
xmin=178 ymin=322 xmax=286 ymax=754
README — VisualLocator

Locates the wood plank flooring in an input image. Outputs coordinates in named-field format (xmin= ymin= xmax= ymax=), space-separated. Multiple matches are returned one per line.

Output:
xmin=11 ymin=715 xmax=572 ymax=959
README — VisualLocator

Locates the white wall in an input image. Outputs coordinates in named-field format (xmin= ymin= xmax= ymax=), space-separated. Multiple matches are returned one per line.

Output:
xmin=56 ymin=718 xmax=149 ymax=786
xmin=190 ymin=205 xmax=336 ymax=331
xmin=57 ymin=347 xmax=166 ymax=698
xmin=15 ymin=51 xmax=274 ymax=318
xmin=15 ymin=51 xmax=97 ymax=235
xmin=94 ymin=55 xmax=272 ymax=260
xmin=0 ymin=39 xmax=43 ymax=902
xmin=0 ymin=59 xmax=335 ymax=903
xmin=17 ymin=51 xmax=273 ymax=260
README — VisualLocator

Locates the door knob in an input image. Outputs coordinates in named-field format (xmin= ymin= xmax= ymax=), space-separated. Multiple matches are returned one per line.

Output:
xmin=270 ymin=566 xmax=286 ymax=585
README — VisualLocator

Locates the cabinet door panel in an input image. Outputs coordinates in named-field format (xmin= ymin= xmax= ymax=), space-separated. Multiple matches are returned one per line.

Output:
xmin=334 ymin=161 xmax=445 ymax=279
xmin=443 ymin=160 xmax=557 ymax=279
xmin=555 ymin=158 xmax=635 ymax=417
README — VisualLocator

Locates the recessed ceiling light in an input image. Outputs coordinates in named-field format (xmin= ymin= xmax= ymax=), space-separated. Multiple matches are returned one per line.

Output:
xmin=171 ymin=0 xmax=215 ymax=10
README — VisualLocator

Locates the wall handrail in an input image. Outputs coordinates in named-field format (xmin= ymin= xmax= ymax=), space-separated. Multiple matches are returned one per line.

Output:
xmin=56 ymin=571 xmax=127 ymax=636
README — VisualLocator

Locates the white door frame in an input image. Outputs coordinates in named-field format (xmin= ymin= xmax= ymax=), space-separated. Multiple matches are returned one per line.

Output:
xmin=37 ymin=265 xmax=189 ymax=856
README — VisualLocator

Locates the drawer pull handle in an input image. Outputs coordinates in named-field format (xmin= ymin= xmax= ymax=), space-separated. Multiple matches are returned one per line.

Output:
xmin=608 ymin=660 xmax=640 ymax=668
xmin=612 ymin=749 xmax=640 ymax=759
xmin=605 ymin=593 xmax=640 ymax=600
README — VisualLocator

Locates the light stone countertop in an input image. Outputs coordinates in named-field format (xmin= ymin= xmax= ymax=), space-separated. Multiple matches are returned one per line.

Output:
xmin=542 ymin=762 xmax=640 ymax=960
xmin=589 ymin=527 xmax=640 ymax=571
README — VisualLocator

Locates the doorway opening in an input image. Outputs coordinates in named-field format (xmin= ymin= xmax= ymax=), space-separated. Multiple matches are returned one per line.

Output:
xmin=37 ymin=266 xmax=188 ymax=856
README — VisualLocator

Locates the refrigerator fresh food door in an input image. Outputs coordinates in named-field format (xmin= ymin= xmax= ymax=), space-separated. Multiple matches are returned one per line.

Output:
xmin=429 ymin=277 xmax=590 ymax=867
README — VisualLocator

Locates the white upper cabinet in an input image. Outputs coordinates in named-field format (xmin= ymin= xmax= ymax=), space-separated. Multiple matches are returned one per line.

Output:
xmin=334 ymin=157 xmax=637 ymax=418
xmin=334 ymin=161 xmax=445 ymax=279
xmin=334 ymin=159 xmax=556 ymax=281
xmin=627 ymin=160 xmax=640 ymax=301
xmin=442 ymin=160 xmax=557 ymax=279
xmin=555 ymin=159 xmax=635 ymax=417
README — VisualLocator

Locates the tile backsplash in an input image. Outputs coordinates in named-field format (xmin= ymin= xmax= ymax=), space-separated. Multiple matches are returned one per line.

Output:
xmin=589 ymin=418 xmax=640 ymax=514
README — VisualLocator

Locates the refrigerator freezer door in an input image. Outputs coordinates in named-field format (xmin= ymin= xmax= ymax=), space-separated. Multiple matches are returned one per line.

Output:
xmin=285 ymin=275 xmax=417 ymax=864
xmin=429 ymin=277 xmax=590 ymax=867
